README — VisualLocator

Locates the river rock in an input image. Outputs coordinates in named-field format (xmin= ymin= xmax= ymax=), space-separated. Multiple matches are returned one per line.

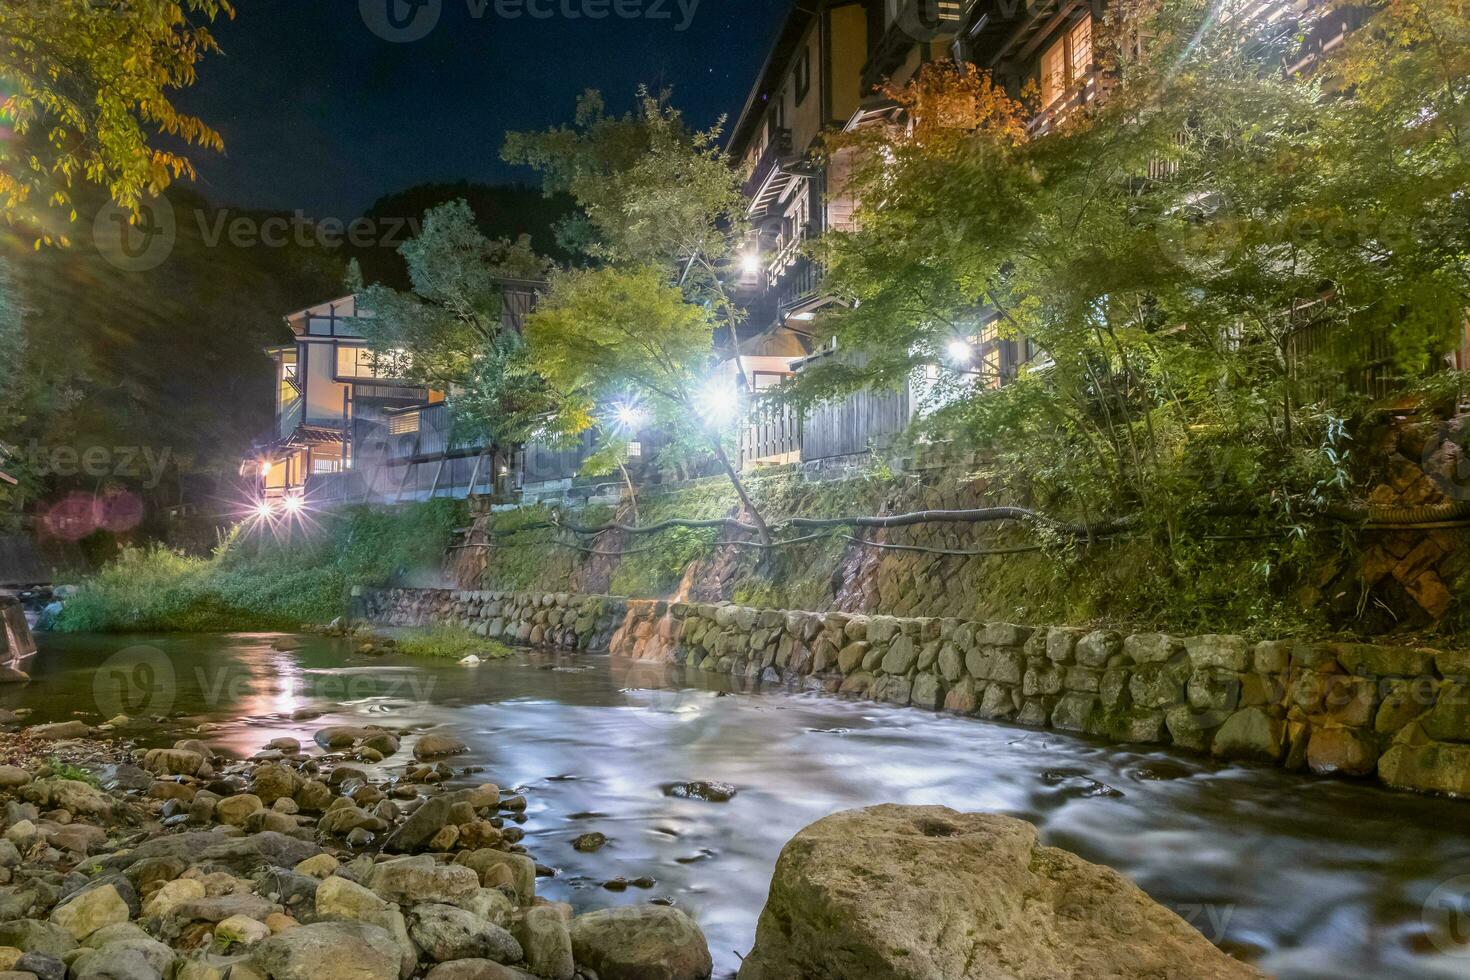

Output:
xmin=245 ymin=921 xmax=402 ymax=980
xmin=408 ymin=903 xmax=521 ymax=963
xmin=14 ymin=951 xmax=65 ymax=980
xmin=661 ymin=781 xmax=736 ymax=803
xmin=369 ymin=858 xmax=479 ymax=906
xmin=736 ymin=804 xmax=1261 ymax=980
xmin=455 ymin=851 xmax=535 ymax=906
xmin=569 ymin=906 xmax=711 ymax=980
xmin=0 ymin=920 xmax=76 ymax=958
xmin=101 ymin=832 xmax=320 ymax=876
xmin=514 ymin=905 xmax=573 ymax=980
xmin=20 ymin=779 xmax=112 ymax=818
xmin=413 ymin=734 xmax=468 ymax=760
xmin=23 ymin=722 xmax=89 ymax=740
xmin=0 ymin=768 xmax=31 ymax=789
xmin=143 ymin=879 xmax=206 ymax=918
xmin=250 ymin=765 xmax=300 ymax=805
xmin=143 ymin=749 xmax=207 ymax=778
xmin=50 ymin=882 xmax=130 ymax=940
xmin=423 ymin=961 xmax=533 ymax=980
xmin=215 ymin=795 xmax=264 ymax=828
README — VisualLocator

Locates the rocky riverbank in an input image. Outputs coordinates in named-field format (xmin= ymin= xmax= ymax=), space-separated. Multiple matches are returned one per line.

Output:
xmin=0 ymin=715 xmax=714 ymax=980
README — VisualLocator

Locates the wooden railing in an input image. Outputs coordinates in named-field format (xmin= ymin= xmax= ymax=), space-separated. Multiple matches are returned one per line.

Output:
xmin=741 ymin=399 xmax=802 ymax=467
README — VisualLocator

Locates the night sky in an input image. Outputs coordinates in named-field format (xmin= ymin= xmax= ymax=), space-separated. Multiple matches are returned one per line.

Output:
xmin=177 ymin=0 xmax=792 ymax=220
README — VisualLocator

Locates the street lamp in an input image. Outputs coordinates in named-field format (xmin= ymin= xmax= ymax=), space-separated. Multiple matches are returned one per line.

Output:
xmin=281 ymin=495 xmax=304 ymax=515
xmin=613 ymin=402 xmax=645 ymax=430
xmin=696 ymin=377 xmax=741 ymax=426
xmin=946 ymin=338 xmax=973 ymax=366
xmin=740 ymin=251 xmax=761 ymax=277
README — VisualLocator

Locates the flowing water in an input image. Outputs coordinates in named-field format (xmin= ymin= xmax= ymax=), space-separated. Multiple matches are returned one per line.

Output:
xmin=12 ymin=631 xmax=1470 ymax=979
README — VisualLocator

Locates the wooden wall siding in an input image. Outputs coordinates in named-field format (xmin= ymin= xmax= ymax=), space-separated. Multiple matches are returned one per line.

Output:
xmin=800 ymin=383 xmax=911 ymax=462
xmin=742 ymin=400 xmax=802 ymax=465
xmin=520 ymin=432 xmax=598 ymax=485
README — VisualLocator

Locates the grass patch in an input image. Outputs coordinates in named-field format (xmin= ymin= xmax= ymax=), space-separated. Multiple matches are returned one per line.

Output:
xmin=57 ymin=500 xmax=465 ymax=633
xmin=393 ymin=625 xmax=513 ymax=660
xmin=46 ymin=759 xmax=99 ymax=786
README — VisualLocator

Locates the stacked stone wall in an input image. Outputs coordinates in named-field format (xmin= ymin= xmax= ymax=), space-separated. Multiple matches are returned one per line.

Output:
xmin=364 ymin=587 xmax=1470 ymax=797
xmin=361 ymin=588 xmax=627 ymax=653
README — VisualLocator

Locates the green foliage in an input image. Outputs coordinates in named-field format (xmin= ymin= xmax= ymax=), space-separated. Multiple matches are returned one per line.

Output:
xmin=56 ymin=500 xmax=464 ymax=633
xmin=803 ymin=0 xmax=1470 ymax=572
xmin=0 ymin=0 xmax=232 ymax=241
xmin=350 ymin=200 xmax=551 ymax=391
xmin=4 ymin=185 xmax=344 ymax=520
xmin=506 ymin=92 xmax=772 ymax=538
xmin=394 ymin=625 xmax=512 ymax=660
xmin=46 ymin=759 xmax=99 ymax=787
xmin=502 ymin=88 xmax=745 ymax=274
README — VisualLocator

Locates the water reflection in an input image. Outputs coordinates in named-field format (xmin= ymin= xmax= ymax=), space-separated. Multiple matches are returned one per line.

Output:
xmin=15 ymin=632 xmax=1470 ymax=979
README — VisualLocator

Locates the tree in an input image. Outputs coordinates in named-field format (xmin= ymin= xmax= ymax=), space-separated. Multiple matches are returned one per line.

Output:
xmin=523 ymin=265 xmax=770 ymax=537
xmin=504 ymin=89 xmax=773 ymax=544
xmin=0 ymin=0 xmax=232 ymax=242
xmin=350 ymin=200 xmax=552 ymax=392
xmin=800 ymin=0 xmax=1470 ymax=555
xmin=349 ymin=182 xmax=576 ymax=290
xmin=349 ymin=200 xmax=572 ymax=455
xmin=4 ymin=185 xmax=345 ymax=526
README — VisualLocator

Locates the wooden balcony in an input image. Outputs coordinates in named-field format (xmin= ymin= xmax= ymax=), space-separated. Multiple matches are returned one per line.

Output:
xmin=744 ymin=129 xmax=795 ymax=218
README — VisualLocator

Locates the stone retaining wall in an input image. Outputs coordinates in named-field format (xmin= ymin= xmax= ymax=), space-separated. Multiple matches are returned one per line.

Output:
xmin=360 ymin=588 xmax=628 ymax=653
xmin=363 ymin=588 xmax=1470 ymax=798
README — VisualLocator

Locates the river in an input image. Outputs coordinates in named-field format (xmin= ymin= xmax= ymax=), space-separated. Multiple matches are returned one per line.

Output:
xmin=11 ymin=631 xmax=1470 ymax=979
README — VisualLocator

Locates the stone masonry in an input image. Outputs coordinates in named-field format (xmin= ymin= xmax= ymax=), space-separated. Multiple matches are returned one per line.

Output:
xmin=365 ymin=587 xmax=1470 ymax=799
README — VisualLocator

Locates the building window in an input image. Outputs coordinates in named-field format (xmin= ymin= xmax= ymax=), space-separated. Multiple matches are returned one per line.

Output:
xmin=1040 ymin=14 xmax=1094 ymax=108
xmin=794 ymin=46 xmax=811 ymax=105
xmin=388 ymin=411 xmax=420 ymax=436
xmin=627 ymin=442 xmax=642 ymax=458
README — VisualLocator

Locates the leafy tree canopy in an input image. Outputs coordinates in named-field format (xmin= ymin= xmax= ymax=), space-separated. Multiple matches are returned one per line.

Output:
xmin=349 ymin=199 xmax=552 ymax=393
xmin=0 ymin=0 xmax=231 ymax=243
xmin=802 ymin=0 xmax=1470 ymax=539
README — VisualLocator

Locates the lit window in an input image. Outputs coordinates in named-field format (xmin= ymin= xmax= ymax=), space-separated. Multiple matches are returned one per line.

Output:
xmin=627 ymin=442 xmax=642 ymax=458
xmin=1040 ymin=14 xmax=1093 ymax=108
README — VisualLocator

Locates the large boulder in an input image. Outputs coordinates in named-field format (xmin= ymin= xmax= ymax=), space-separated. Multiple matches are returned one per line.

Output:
xmin=568 ymin=906 xmax=711 ymax=980
xmin=737 ymin=804 xmax=1261 ymax=980
xmin=407 ymin=903 xmax=521 ymax=963
xmin=245 ymin=921 xmax=402 ymax=980
xmin=100 ymin=832 xmax=321 ymax=876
